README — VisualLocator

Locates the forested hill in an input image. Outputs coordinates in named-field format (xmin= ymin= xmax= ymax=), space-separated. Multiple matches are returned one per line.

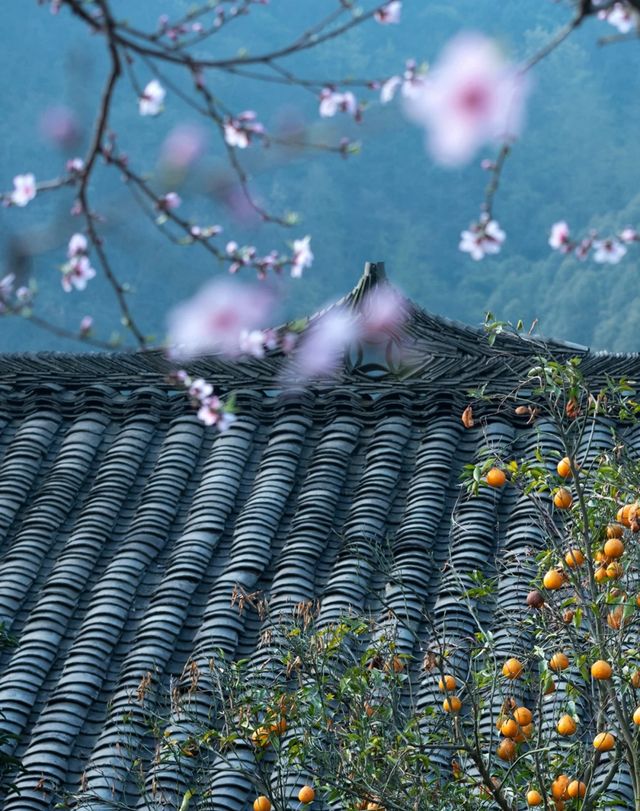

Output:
xmin=2 ymin=0 xmax=640 ymax=352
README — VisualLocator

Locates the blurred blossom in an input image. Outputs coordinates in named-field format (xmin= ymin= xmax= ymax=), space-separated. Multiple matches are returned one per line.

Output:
xmin=167 ymin=278 xmax=275 ymax=360
xmin=239 ymin=329 xmax=267 ymax=357
xmin=139 ymin=80 xmax=166 ymax=116
xmin=160 ymin=124 xmax=206 ymax=170
xmin=0 ymin=274 xmax=15 ymax=300
xmin=16 ymin=287 xmax=32 ymax=304
xmin=404 ymin=33 xmax=529 ymax=166
xmin=459 ymin=217 xmax=505 ymax=260
xmin=375 ymin=1 xmax=402 ymax=24
xmin=290 ymin=236 xmax=313 ymax=278
xmin=10 ymin=174 xmax=36 ymax=207
xmin=319 ymin=88 xmax=358 ymax=118
xmin=549 ymin=221 xmax=571 ymax=252
xmin=79 ymin=315 xmax=93 ymax=336
xmin=39 ymin=105 xmax=81 ymax=149
xmin=593 ymin=238 xmax=627 ymax=264
xmin=293 ymin=309 xmax=358 ymax=379
xmin=360 ymin=286 xmax=407 ymax=337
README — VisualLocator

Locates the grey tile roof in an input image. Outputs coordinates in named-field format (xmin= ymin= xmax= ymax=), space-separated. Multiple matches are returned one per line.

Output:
xmin=1 ymin=263 xmax=639 ymax=810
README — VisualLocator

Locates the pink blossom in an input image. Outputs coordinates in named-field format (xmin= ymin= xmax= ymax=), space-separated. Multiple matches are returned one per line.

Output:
xmin=139 ymin=80 xmax=166 ymax=116
xmin=599 ymin=3 xmax=638 ymax=33
xmin=167 ymin=278 xmax=275 ymax=360
xmin=292 ymin=309 xmax=358 ymax=379
xmin=189 ymin=378 xmax=213 ymax=401
xmin=593 ymin=238 xmax=627 ymax=264
xmin=404 ymin=33 xmax=529 ymax=166
xmin=620 ymin=227 xmax=639 ymax=243
xmin=79 ymin=315 xmax=93 ymax=336
xmin=291 ymin=236 xmax=313 ymax=278
xmin=575 ymin=235 xmax=594 ymax=261
xmin=549 ymin=221 xmax=571 ymax=252
xmin=197 ymin=395 xmax=237 ymax=430
xmin=380 ymin=60 xmax=425 ymax=104
xmin=159 ymin=192 xmax=182 ymax=211
xmin=459 ymin=218 xmax=505 ymax=260
xmin=223 ymin=112 xmax=265 ymax=149
xmin=61 ymin=255 xmax=96 ymax=292
xmin=319 ymin=88 xmax=358 ymax=118
xmin=66 ymin=157 xmax=85 ymax=174
xmin=11 ymin=174 xmax=36 ymax=207
xmin=68 ymin=233 xmax=88 ymax=258
xmin=480 ymin=158 xmax=496 ymax=171
xmin=160 ymin=124 xmax=206 ymax=170
xmin=374 ymin=1 xmax=402 ymax=24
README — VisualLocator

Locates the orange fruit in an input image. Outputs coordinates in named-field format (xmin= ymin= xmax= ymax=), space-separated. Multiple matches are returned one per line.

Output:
xmin=604 ymin=538 xmax=625 ymax=559
xmin=520 ymin=722 xmax=534 ymax=739
xmin=607 ymin=523 xmax=624 ymax=539
xmin=551 ymin=775 xmax=570 ymax=801
xmin=502 ymin=658 xmax=523 ymax=679
xmin=513 ymin=707 xmax=533 ymax=726
xmin=567 ymin=781 xmax=586 ymax=799
xmin=631 ymin=671 xmax=640 ymax=688
xmin=591 ymin=660 xmax=612 ymax=680
xmin=443 ymin=696 xmax=462 ymax=713
xmin=633 ymin=707 xmax=640 ymax=725
xmin=543 ymin=569 xmax=565 ymax=590
xmin=438 ymin=675 xmax=457 ymax=692
xmin=253 ymin=797 xmax=272 ymax=811
xmin=636 ymin=593 xmax=640 ymax=608
xmin=298 ymin=786 xmax=316 ymax=804
xmin=557 ymin=715 xmax=577 ymax=736
xmin=549 ymin=652 xmax=569 ymax=672
xmin=500 ymin=719 xmax=520 ymax=738
xmin=564 ymin=548 xmax=584 ymax=567
xmin=497 ymin=738 xmax=516 ymax=761
xmin=527 ymin=790 xmax=543 ymax=806
xmin=544 ymin=680 xmax=556 ymax=695
xmin=486 ymin=467 xmax=506 ymax=487
xmin=594 ymin=566 xmax=609 ymax=583
xmin=606 ymin=561 xmax=624 ymax=579
xmin=557 ymin=457 xmax=572 ymax=478
xmin=593 ymin=732 xmax=616 ymax=751
xmin=366 ymin=804 xmax=384 ymax=811
xmin=554 ymin=488 xmax=572 ymax=509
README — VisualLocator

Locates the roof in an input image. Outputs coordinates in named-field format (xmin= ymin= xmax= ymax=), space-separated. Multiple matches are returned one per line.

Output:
xmin=0 ymin=263 xmax=638 ymax=809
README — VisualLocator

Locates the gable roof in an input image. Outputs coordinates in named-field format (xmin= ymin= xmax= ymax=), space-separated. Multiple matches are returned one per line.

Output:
xmin=0 ymin=263 xmax=638 ymax=809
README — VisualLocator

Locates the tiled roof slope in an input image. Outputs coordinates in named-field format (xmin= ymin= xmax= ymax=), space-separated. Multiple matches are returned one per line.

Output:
xmin=1 ymin=263 xmax=640 ymax=810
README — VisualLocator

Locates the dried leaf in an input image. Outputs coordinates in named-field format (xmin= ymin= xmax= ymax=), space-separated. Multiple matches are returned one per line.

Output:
xmin=461 ymin=404 xmax=474 ymax=429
